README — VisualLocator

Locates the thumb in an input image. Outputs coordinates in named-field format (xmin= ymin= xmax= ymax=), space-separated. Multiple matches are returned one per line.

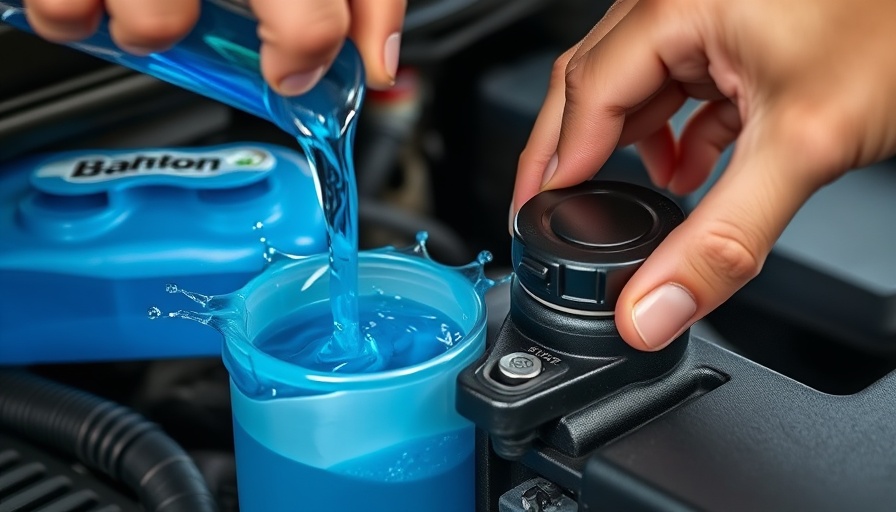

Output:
xmin=614 ymin=111 xmax=841 ymax=351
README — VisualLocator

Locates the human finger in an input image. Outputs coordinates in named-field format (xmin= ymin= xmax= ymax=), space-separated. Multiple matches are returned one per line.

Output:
xmin=250 ymin=0 xmax=351 ymax=96
xmin=617 ymin=83 xmax=688 ymax=188
xmin=633 ymin=123 xmax=676 ymax=189
xmin=566 ymin=0 xmax=641 ymax=70
xmin=347 ymin=0 xmax=406 ymax=90
xmin=668 ymin=99 xmax=741 ymax=195
xmin=512 ymin=0 xmax=641 ymax=221
xmin=543 ymin=4 xmax=672 ymax=194
xmin=511 ymin=48 xmax=575 ymax=230
xmin=23 ymin=0 xmax=103 ymax=42
xmin=614 ymin=109 xmax=841 ymax=350
xmin=105 ymin=0 xmax=200 ymax=54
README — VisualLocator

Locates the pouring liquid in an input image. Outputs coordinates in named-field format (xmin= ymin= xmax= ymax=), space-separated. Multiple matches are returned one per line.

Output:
xmin=283 ymin=65 xmax=465 ymax=373
xmin=1 ymin=1 xmax=470 ymax=373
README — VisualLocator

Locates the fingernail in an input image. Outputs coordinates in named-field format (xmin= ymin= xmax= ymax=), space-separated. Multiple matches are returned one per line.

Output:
xmin=508 ymin=200 xmax=516 ymax=235
xmin=279 ymin=67 xmax=325 ymax=96
xmin=632 ymin=283 xmax=697 ymax=350
xmin=384 ymin=32 xmax=401 ymax=83
xmin=541 ymin=153 xmax=558 ymax=188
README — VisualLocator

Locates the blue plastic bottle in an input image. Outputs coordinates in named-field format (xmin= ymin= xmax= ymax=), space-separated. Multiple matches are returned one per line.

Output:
xmin=0 ymin=0 xmax=362 ymax=139
xmin=0 ymin=143 xmax=328 ymax=364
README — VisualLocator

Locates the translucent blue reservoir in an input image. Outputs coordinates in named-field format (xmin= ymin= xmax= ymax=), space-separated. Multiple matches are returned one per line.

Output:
xmin=192 ymin=247 xmax=494 ymax=512
xmin=0 ymin=143 xmax=327 ymax=364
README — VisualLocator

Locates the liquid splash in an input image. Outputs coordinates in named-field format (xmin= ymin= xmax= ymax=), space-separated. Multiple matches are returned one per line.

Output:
xmin=149 ymin=233 xmax=506 ymax=382
xmin=165 ymin=282 xmax=213 ymax=307
xmin=146 ymin=281 xmax=229 ymax=326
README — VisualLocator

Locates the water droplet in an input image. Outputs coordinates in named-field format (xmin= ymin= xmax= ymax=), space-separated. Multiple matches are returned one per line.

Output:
xmin=147 ymin=306 xmax=161 ymax=320
xmin=164 ymin=284 xmax=214 ymax=307
xmin=166 ymin=309 xmax=213 ymax=325
xmin=253 ymin=221 xmax=264 ymax=230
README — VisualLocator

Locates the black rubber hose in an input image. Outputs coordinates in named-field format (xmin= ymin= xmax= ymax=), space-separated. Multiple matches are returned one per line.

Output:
xmin=0 ymin=370 xmax=217 ymax=512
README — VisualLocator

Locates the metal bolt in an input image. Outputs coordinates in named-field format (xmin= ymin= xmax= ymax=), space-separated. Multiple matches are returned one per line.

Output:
xmin=498 ymin=352 xmax=542 ymax=383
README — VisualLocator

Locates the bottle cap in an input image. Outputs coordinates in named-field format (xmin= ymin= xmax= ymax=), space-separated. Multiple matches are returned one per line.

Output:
xmin=512 ymin=180 xmax=684 ymax=314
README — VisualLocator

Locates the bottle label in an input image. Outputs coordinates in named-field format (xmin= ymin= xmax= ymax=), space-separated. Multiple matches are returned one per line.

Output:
xmin=35 ymin=147 xmax=274 ymax=184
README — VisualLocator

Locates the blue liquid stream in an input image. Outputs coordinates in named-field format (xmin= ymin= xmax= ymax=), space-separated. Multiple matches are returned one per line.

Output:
xmin=297 ymin=136 xmax=369 ymax=368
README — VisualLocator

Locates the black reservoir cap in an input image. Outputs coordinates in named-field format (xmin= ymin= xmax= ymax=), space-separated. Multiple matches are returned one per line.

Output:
xmin=512 ymin=180 xmax=684 ymax=314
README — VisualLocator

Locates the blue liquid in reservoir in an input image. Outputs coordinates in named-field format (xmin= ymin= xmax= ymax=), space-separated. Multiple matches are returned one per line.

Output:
xmin=233 ymin=420 xmax=474 ymax=512
xmin=293 ymin=131 xmax=468 ymax=373
xmin=256 ymin=294 xmax=466 ymax=372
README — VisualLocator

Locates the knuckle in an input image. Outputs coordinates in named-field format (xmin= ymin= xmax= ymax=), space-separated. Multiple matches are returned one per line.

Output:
xmin=550 ymin=50 xmax=574 ymax=85
xmin=775 ymin=105 xmax=852 ymax=186
xmin=787 ymin=120 xmax=840 ymax=161
xmin=561 ymin=51 xmax=597 ymax=105
xmin=518 ymin=145 xmax=539 ymax=172
xmin=689 ymin=223 xmax=764 ymax=287
xmin=562 ymin=63 xmax=602 ymax=118
xmin=563 ymin=62 xmax=586 ymax=98
xmin=519 ymin=141 xmax=538 ymax=162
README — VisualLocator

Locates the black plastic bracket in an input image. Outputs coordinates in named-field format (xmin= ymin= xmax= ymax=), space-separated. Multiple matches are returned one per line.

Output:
xmin=457 ymin=280 xmax=689 ymax=459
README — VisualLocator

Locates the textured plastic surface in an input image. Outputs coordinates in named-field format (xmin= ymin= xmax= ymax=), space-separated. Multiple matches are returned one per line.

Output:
xmin=577 ymin=336 xmax=896 ymax=512
xmin=0 ymin=143 xmax=327 ymax=364
xmin=0 ymin=431 xmax=140 ymax=511
xmin=457 ymin=280 xmax=688 ymax=460
xmin=221 ymin=251 xmax=488 ymax=512
xmin=0 ymin=0 xmax=362 ymax=139
xmin=512 ymin=180 xmax=683 ymax=313
xmin=473 ymin=331 xmax=896 ymax=511
xmin=738 ymin=161 xmax=896 ymax=351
